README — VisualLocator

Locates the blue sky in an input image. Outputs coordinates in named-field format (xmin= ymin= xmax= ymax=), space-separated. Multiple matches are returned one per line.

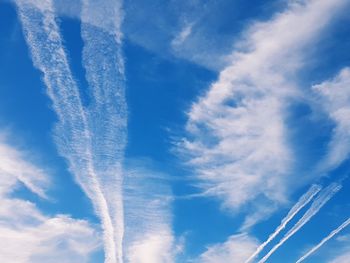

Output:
xmin=1 ymin=0 xmax=350 ymax=262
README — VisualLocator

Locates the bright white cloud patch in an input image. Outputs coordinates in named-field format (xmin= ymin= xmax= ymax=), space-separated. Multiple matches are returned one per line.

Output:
xmin=0 ymin=136 xmax=99 ymax=263
xmin=180 ymin=0 xmax=348 ymax=216
xmin=126 ymin=230 xmax=175 ymax=263
xmin=198 ymin=234 xmax=259 ymax=263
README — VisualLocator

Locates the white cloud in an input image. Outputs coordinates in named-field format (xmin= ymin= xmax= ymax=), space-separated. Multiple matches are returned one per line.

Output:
xmin=123 ymin=161 xmax=177 ymax=263
xmin=312 ymin=67 xmax=350 ymax=172
xmin=197 ymin=234 xmax=259 ymax=263
xmin=0 ymin=136 xmax=100 ymax=263
xmin=0 ymin=133 xmax=48 ymax=198
xmin=0 ymin=214 xmax=100 ymax=263
xmin=180 ymin=0 xmax=349 ymax=218
xmin=126 ymin=230 xmax=175 ymax=263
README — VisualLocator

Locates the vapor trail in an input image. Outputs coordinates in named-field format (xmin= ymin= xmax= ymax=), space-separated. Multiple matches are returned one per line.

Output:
xmin=258 ymin=183 xmax=342 ymax=263
xmin=15 ymin=1 xmax=121 ymax=262
xmin=295 ymin=217 xmax=350 ymax=263
xmin=244 ymin=184 xmax=322 ymax=263
xmin=81 ymin=0 xmax=127 ymax=262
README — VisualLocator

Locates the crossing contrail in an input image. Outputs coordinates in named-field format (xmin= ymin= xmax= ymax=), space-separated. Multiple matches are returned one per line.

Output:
xmin=81 ymin=0 xmax=127 ymax=262
xmin=244 ymin=184 xmax=322 ymax=263
xmin=258 ymin=183 xmax=342 ymax=263
xmin=15 ymin=1 xmax=125 ymax=262
xmin=295 ymin=217 xmax=350 ymax=263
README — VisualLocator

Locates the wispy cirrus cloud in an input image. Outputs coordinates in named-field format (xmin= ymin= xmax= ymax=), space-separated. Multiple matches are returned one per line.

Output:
xmin=180 ymin=0 xmax=349 ymax=219
xmin=0 ymin=133 xmax=48 ymax=198
xmin=0 ymin=136 xmax=99 ymax=263
xmin=313 ymin=67 xmax=350 ymax=173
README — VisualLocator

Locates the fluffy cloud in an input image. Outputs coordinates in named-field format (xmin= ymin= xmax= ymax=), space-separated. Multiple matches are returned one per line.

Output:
xmin=0 ymin=136 xmax=100 ymax=263
xmin=197 ymin=234 xmax=259 ymax=263
xmin=126 ymin=230 xmax=175 ymax=263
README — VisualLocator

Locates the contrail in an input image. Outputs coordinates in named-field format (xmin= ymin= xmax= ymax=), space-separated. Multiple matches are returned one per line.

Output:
xmin=295 ymin=217 xmax=350 ymax=263
xmin=258 ymin=183 xmax=342 ymax=263
xmin=81 ymin=0 xmax=127 ymax=262
xmin=244 ymin=184 xmax=322 ymax=263
xmin=15 ymin=1 xmax=123 ymax=262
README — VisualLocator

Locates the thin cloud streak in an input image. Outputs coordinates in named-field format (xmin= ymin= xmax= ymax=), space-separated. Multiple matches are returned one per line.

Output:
xmin=258 ymin=183 xmax=342 ymax=263
xmin=244 ymin=184 xmax=322 ymax=263
xmin=15 ymin=1 xmax=123 ymax=262
xmin=296 ymin=217 xmax=350 ymax=263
